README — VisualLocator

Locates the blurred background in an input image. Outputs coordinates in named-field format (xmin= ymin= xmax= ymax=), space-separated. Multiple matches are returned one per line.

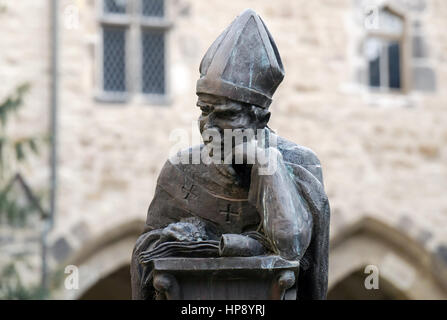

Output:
xmin=0 ymin=0 xmax=446 ymax=299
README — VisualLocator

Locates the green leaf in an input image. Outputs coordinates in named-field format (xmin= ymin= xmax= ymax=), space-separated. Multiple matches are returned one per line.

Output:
xmin=28 ymin=138 xmax=39 ymax=155
xmin=0 ymin=83 xmax=30 ymax=128
xmin=0 ymin=137 xmax=3 ymax=175
xmin=15 ymin=141 xmax=25 ymax=162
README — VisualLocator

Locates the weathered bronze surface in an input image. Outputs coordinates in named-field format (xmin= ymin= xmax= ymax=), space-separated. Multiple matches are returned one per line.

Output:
xmin=150 ymin=257 xmax=299 ymax=300
xmin=131 ymin=8 xmax=330 ymax=300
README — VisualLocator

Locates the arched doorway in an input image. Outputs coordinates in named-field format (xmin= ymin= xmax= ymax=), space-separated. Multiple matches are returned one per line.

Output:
xmin=52 ymin=219 xmax=143 ymax=300
xmin=328 ymin=217 xmax=447 ymax=300
xmin=53 ymin=217 xmax=447 ymax=300
xmin=79 ymin=264 xmax=131 ymax=300
xmin=328 ymin=267 xmax=407 ymax=300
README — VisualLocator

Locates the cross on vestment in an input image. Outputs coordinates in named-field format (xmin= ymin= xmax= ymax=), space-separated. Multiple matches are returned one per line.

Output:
xmin=220 ymin=204 xmax=240 ymax=224
xmin=181 ymin=183 xmax=198 ymax=200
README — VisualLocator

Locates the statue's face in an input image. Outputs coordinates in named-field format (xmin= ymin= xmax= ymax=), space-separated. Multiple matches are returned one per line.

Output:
xmin=196 ymin=93 xmax=262 ymax=143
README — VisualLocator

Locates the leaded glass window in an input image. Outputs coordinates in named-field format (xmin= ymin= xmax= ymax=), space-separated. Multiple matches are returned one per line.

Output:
xmin=365 ymin=8 xmax=404 ymax=91
xmin=142 ymin=0 xmax=164 ymax=17
xmin=142 ymin=30 xmax=165 ymax=94
xmin=103 ymin=27 xmax=126 ymax=93
xmin=365 ymin=38 xmax=401 ymax=89
xmin=99 ymin=0 xmax=170 ymax=102
xmin=104 ymin=0 xmax=127 ymax=15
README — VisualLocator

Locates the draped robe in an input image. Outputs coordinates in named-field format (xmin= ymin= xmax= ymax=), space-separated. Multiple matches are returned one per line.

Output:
xmin=131 ymin=135 xmax=330 ymax=300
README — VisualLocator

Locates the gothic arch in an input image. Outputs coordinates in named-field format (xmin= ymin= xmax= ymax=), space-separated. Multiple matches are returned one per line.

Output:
xmin=328 ymin=217 xmax=447 ymax=299
xmin=52 ymin=216 xmax=447 ymax=299
xmin=52 ymin=219 xmax=144 ymax=300
xmin=380 ymin=2 xmax=407 ymax=20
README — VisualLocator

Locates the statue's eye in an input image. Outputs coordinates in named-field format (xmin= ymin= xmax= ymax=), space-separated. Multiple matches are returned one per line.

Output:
xmin=215 ymin=109 xmax=236 ymax=119
xmin=222 ymin=110 xmax=236 ymax=118
xmin=200 ymin=106 xmax=211 ymax=115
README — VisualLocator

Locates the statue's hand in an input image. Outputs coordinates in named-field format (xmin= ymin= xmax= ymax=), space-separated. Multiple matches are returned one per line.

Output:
xmin=223 ymin=139 xmax=266 ymax=168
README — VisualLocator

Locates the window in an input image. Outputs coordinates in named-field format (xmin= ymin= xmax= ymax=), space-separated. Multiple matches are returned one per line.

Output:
xmin=142 ymin=31 xmax=165 ymax=95
xmin=364 ymin=8 xmax=404 ymax=92
xmin=98 ymin=0 xmax=171 ymax=102
xmin=103 ymin=27 xmax=127 ymax=93
xmin=365 ymin=38 xmax=401 ymax=89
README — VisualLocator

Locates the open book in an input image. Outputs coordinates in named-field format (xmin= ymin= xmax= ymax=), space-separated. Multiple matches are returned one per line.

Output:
xmin=138 ymin=240 xmax=220 ymax=265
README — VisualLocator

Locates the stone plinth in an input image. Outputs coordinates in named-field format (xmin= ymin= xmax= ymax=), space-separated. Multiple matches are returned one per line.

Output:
xmin=149 ymin=256 xmax=299 ymax=300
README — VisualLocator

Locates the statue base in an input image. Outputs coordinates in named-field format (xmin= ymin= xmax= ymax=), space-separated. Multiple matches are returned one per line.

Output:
xmin=149 ymin=256 xmax=299 ymax=300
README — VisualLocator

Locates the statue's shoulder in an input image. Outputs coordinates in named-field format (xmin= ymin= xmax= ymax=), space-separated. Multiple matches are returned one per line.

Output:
xmin=276 ymin=135 xmax=321 ymax=166
xmin=158 ymin=144 xmax=207 ymax=178
xmin=275 ymin=135 xmax=324 ymax=183
xmin=167 ymin=144 xmax=203 ymax=165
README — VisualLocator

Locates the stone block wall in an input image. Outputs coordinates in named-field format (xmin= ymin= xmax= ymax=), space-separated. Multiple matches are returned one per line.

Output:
xmin=1 ymin=0 xmax=446 ymax=297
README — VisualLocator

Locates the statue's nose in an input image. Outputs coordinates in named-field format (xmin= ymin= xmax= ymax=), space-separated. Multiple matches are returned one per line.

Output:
xmin=203 ymin=122 xmax=212 ymax=131
xmin=203 ymin=122 xmax=221 ymax=134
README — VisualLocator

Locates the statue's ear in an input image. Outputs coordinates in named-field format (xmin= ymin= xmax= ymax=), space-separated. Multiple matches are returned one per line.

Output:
xmin=260 ymin=111 xmax=271 ymax=127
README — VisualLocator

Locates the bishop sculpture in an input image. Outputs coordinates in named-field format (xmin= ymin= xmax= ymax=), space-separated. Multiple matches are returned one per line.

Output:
xmin=131 ymin=8 xmax=330 ymax=300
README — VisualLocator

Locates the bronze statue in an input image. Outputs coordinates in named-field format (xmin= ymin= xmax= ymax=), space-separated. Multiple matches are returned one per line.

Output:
xmin=131 ymin=8 xmax=330 ymax=300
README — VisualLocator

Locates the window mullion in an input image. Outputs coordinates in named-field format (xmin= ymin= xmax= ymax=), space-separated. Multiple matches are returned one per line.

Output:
xmin=135 ymin=20 xmax=143 ymax=96
xmin=127 ymin=15 xmax=138 ymax=96
xmin=380 ymin=42 xmax=389 ymax=90
xmin=132 ymin=0 xmax=143 ymax=97
xmin=127 ymin=0 xmax=136 ymax=97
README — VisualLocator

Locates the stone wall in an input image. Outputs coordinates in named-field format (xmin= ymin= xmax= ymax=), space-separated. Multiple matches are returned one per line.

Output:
xmin=0 ymin=0 xmax=51 ymax=290
xmin=1 ymin=0 xmax=447 ymax=297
